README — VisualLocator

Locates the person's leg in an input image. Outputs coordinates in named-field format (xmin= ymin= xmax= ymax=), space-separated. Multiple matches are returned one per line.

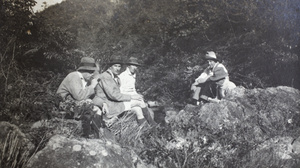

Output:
xmin=142 ymin=107 xmax=157 ymax=126
xmin=199 ymin=81 xmax=216 ymax=102
xmin=147 ymin=107 xmax=155 ymax=119
xmin=131 ymin=106 xmax=146 ymax=125
xmin=90 ymin=114 xmax=102 ymax=139
xmin=124 ymin=100 xmax=147 ymax=125
xmin=81 ymin=114 xmax=92 ymax=138
xmin=130 ymin=99 xmax=147 ymax=108
xmin=191 ymin=86 xmax=201 ymax=105
xmin=192 ymin=86 xmax=201 ymax=100
xmin=130 ymin=99 xmax=156 ymax=126
xmin=218 ymin=85 xmax=225 ymax=99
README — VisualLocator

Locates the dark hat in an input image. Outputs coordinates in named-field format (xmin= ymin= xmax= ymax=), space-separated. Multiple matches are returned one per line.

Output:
xmin=108 ymin=55 xmax=123 ymax=65
xmin=205 ymin=51 xmax=218 ymax=61
xmin=77 ymin=57 xmax=97 ymax=71
xmin=126 ymin=57 xmax=142 ymax=66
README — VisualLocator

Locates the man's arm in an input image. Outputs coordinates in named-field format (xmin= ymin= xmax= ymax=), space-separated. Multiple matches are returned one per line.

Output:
xmin=100 ymin=75 xmax=131 ymax=102
xmin=57 ymin=72 xmax=95 ymax=101
xmin=67 ymin=76 xmax=95 ymax=101
xmin=193 ymin=67 xmax=212 ymax=85
xmin=208 ymin=64 xmax=228 ymax=81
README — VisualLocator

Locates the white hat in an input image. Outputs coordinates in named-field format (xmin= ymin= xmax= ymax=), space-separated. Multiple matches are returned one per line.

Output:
xmin=205 ymin=51 xmax=218 ymax=61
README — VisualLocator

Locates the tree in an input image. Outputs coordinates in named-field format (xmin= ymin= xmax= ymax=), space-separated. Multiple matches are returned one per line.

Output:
xmin=0 ymin=0 xmax=36 ymax=39
xmin=0 ymin=0 xmax=36 ymax=102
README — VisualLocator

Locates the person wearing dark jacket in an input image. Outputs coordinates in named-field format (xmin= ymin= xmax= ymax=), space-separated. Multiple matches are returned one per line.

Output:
xmin=93 ymin=56 xmax=157 ymax=127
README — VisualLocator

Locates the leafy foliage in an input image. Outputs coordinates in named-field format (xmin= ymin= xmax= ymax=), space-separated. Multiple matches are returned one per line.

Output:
xmin=0 ymin=0 xmax=300 ymax=167
xmin=0 ymin=0 xmax=36 ymax=38
xmin=0 ymin=0 xmax=299 ymax=132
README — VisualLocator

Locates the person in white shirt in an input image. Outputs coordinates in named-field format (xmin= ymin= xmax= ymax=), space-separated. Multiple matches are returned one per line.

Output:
xmin=191 ymin=51 xmax=236 ymax=105
xmin=119 ymin=57 xmax=156 ymax=126
xmin=119 ymin=60 xmax=138 ymax=95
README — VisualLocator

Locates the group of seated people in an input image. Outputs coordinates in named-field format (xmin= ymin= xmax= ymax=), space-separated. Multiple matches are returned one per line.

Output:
xmin=56 ymin=55 xmax=156 ymax=138
xmin=56 ymin=51 xmax=236 ymax=138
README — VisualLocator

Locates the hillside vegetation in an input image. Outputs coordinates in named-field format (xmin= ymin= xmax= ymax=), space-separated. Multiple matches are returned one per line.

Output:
xmin=1 ymin=0 xmax=300 ymax=167
xmin=0 ymin=0 xmax=299 ymax=139
xmin=0 ymin=0 xmax=299 ymax=126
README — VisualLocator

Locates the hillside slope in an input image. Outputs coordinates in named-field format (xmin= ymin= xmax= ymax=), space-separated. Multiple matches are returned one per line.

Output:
xmin=34 ymin=0 xmax=300 ymax=104
xmin=0 ymin=0 xmax=299 ymax=128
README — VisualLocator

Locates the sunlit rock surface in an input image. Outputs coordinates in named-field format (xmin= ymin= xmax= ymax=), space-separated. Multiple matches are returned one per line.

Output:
xmin=27 ymin=135 xmax=149 ymax=168
xmin=167 ymin=86 xmax=300 ymax=167
xmin=3 ymin=86 xmax=300 ymax=167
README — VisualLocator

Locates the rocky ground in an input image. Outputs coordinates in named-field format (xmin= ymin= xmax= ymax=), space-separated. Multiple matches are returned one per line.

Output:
xmin=1 ymin=86 xmax=300 ymax=168
xmin=1 ymin=0 xmax=300 ymax=167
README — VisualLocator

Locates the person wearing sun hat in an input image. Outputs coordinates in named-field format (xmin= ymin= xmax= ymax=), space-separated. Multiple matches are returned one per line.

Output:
xmin=118 ymin=56 xmax=156 ymax=125
xmin=119 ymin=57 xmax=141 ymax=95
xmin=57 ymin=57 xmax=100 ymax=100
xmin=93 ymin=55 xmax=157 ymax=127
xmin=56 ymin=56 xmax=106 ymax=138
xmin=191 ymin=51 xmax=235 ymax=104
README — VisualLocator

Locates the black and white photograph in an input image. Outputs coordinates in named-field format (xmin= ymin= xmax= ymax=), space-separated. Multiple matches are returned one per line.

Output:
xmin=1 ymin=0 xmax=300 ymax=167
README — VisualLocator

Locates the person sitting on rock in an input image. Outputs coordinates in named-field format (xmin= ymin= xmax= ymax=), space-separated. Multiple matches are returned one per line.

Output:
xmin=119 ymin=56 xmax=156 ymax=124
xmin=119 ymin=57 xmax=141 ymax=95
xmin=190 ymin=51 xmax=236 ymax=104
xmin=56 ymin=56 xmax=107 ymax=138
xmin=93 ymin=56 xmax=157 ymax=127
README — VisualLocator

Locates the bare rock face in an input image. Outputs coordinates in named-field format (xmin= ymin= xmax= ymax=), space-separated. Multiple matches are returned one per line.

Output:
xmin=198 ymin=86 xmax=300 ymax=140
xmin=168 ymin=86 xmax=300 ymax=167
xmin=26 ymin=135 xmax=148 ymax=168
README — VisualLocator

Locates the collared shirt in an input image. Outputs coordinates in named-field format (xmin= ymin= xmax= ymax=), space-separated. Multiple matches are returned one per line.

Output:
xmin=119 ymin=67 xmax=137 ymax=95
xmin=107 ymin=69 xmax=121 ymax=86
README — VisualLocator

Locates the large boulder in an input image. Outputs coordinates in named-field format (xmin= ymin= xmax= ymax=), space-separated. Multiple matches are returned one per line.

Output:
xmin=165 ymin=86 xmax=300 ymax=167
xmin=26 ymin=134 xmax=149 ymax=168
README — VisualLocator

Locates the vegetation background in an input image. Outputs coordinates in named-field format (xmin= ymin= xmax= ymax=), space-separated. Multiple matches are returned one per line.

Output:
xmin=0 ymin=0 xmax=299 ymax=167
xmin=1 ymin=0 xmax=299 ymax=125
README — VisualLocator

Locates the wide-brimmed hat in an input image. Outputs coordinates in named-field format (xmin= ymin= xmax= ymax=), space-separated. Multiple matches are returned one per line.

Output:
xmin=126 ymin=57 xmax=142 ymax=66
xmin=205 ymin=51 xmax=218 ymax=61
xmin=77 ymin=57 xmax=97 ymax=71
xmin=108 ymin=55 xmax=123 ymax=65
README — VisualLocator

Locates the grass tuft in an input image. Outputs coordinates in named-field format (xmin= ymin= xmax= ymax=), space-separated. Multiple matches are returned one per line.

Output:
xmin=1 ymin=130 xmax=30 ymax=168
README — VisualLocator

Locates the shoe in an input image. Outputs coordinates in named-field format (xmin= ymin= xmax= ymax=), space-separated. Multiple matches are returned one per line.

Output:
xmin=142 ymin=108 xmax=157 ymax=126
xmin=137 ymin=118 xmax=147 ymax=125
xmin=187 ymin=99 xmax=197 ymax=105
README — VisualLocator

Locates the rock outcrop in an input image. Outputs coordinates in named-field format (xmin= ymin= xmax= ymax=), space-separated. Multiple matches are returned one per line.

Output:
xmin=165 ymin=86 xmax=300 ymax=167
xmin=26 ymin=135 xmax=149 ymax=168
xmin=2 ymin=86 xmax=300 ymax=168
